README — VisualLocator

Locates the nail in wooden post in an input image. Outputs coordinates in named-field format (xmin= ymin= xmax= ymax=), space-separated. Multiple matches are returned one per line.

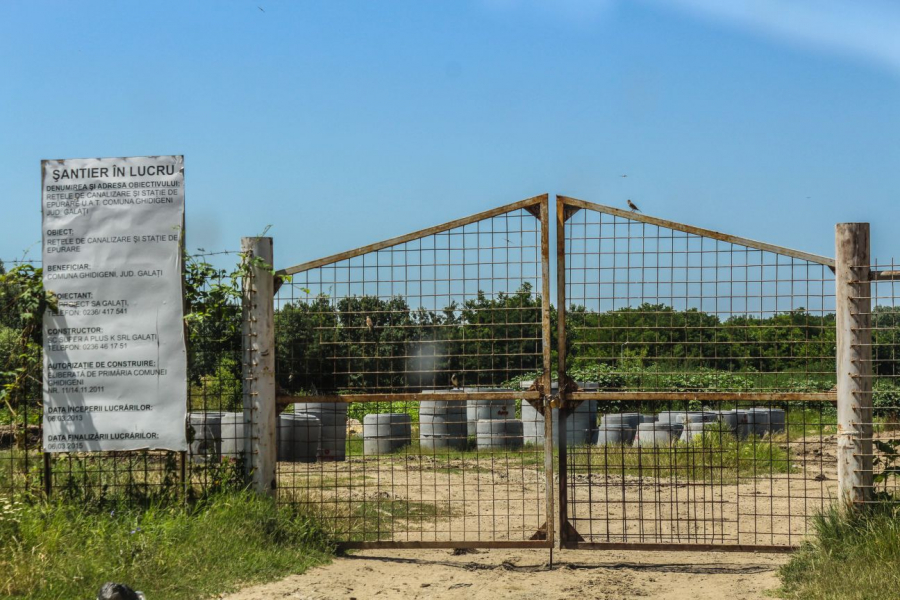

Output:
xmin=835 ymin=223 xmax=873 ymax=506
xmin=242 ymin=236 xmax=277 ymax=496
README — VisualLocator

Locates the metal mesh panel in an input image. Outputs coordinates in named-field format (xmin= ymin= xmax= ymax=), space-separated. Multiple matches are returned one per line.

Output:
xmin=558 ymin=198 xmax=837 ymax=549
xmin=1 ymin=258 xmax=43 ymax=499
xmin=563 ymin=207 xmax=836 ymax=389
xmin=274 ymin=197 xmax=552 ymax=546
xmin=1 ymin=255 xmax=246 ymax=503
xmin=859 ymin=263 xmax=900 ymax=505
xmin=566 ymin=401 xmax=836 ymax=548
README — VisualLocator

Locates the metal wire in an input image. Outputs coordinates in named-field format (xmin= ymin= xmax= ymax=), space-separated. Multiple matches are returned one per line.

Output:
xmin=273 ymin=198 xmax=552 ymax=546
xmin=853 ymin=260 xmax=900 ymax=504
xmin=0 ymin=255 xmax=246 ymax=504
xmin=558 ymin=199 xmax=837 ymax=549
xmin=7 ymin=200 xmax=888 ymax=555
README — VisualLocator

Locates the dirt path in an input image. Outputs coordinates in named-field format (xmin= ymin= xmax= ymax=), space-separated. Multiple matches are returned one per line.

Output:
xmin=221 ymin=548 xmax=787 ymax=600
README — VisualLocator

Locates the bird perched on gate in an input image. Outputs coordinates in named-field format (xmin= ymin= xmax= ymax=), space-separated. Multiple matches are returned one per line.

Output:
xmin=366 ymin=315 xmax=374 ymax=334
xmin=627 ymin=199 xmax=641 ymax=213
xmin=451 ymin=373 xmax=459 ymax=389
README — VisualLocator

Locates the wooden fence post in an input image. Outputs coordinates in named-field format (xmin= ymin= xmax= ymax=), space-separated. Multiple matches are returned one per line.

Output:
xmin=242 ymin=236 xmax=277 ymax=496
xmin=835 ymin=223 xmax=874 ymax=506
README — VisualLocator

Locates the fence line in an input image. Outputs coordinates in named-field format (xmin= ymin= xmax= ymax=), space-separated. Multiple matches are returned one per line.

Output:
xmin=3 ymin=202 xmax=900 ymax=554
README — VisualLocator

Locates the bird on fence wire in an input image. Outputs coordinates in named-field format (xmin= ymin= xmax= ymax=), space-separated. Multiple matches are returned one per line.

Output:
xmin=451 ymin=373 xmax=459 ymax=389
xmin=627 ymin=199 xmax=641 ymax=213
xmin=366 ymin=315 xmax=374 ymax=335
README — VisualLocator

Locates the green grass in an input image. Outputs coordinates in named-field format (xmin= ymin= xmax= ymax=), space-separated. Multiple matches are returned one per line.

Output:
xmin=350 ymin=499 xmax=458 ymax=541
xmin=343 ymin=424 xmax=798 ymax=482
xmin=779 ymin=503 xmax=900 ymax=600
xmin=0 ymin=490 xmax=333 ymax=600
xmin=570 ymin=425 xmax=795 ymax=482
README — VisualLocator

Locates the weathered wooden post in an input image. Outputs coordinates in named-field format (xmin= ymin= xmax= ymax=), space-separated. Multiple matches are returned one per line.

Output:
xmin=242 ymin=236 xmax=277 ymax=496
xmin=835 ymin=223 xmax=874 ymax=506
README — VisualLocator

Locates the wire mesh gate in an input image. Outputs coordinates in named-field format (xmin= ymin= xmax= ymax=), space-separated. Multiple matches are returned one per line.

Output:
xmin=555 ymin=196 xmax=838 ymax=551
xmin=5 ymin=196 xmax=891 ymax=555
xmin=273 ymin=195 xmax=554 ymax=549
xmin=265 ymin=194 xmax=849 ymax=552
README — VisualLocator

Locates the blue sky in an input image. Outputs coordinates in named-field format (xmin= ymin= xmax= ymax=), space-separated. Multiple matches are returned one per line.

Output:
xmin=1 ymin=0 xmax=898 ymax=268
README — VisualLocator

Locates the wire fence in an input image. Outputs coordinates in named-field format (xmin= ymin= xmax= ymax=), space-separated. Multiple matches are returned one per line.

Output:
xmin=858 ymin=262 xmax=900 ymax=505
xmin=4 ymin=201 xmax=900 ymax=553
xmin=557 ymin=198 xmax=838 ymax=549
xmin=0 ymin=254 xmax=247 ymax=504
xmin=565 ymin=400 xmax=837 ymax=549
xmin=561 ymin=203 xmax=836 ymax=392
xmin=273 ymin=196 xmax=553 ymax=546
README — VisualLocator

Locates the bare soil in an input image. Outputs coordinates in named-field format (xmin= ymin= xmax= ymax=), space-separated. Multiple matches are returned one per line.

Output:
xmin=277 ymin=434 xmax=839 ymax=547
xmin=223 ymin=433 xmax=836 ymax=599
xmin=221 ymin=547 xmax=787 ymax=600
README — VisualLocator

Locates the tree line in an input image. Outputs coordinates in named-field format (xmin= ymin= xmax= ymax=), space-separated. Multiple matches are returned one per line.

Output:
xmin=6 ymin=256 xmax=900 ymax=421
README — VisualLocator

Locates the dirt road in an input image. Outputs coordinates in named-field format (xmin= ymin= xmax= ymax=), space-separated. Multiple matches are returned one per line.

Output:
xmin=222 ymin=548 xmax=787 ymax=600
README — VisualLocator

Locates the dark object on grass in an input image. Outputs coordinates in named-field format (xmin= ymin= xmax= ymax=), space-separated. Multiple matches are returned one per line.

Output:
xmin=97 ymin=582 xmax=141 ymax=600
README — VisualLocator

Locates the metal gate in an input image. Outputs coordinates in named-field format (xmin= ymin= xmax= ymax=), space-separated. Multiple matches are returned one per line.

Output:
xmin=264 ymin=193 xmax=848 ymax=552
xmin=273 ymin=195 xmax=554 ymax=549
xmin=555 ymin=196 xmax=838 ymax=551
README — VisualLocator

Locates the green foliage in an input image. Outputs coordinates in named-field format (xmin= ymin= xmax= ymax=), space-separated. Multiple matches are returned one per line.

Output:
xmin=780 ymin=503 xmax=900 ymax=600
xmin=0 ymin=263 xmax=56 ymax=432
xmin=572 ymin=423 xmax=793 ymax=482
xmin=873 ymin=378 xmax=900 ymax=417
xmin=872 ymin=305 xmax=900 ymax=377
xmin=276 ymin=283 xmax=545 ymax=393
xmin=183 ymin=254 xmax=242 ymax=385
xmin=873 ymin=438 xmax=900 ymax=502
xmin=568 ymin=302 xmax=837 ymax=376
xmin=567 ymin=362 xmax=627 ymax=388
xmin=346 ymin=401 xmax=419 ymax=424
xmin=0 ymin=490 xmax=333 ymax=600
xmin=191 ymin=356 xmax=243 ymax=411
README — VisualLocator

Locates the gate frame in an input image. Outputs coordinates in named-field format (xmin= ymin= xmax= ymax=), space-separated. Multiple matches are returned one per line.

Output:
xmin=553 ymin=195 xmax=839 ymax=552
xmin=244 ymin=194 xmax=879 ymax=553
xmin=269 ymin=194 xmax=556 ymax=550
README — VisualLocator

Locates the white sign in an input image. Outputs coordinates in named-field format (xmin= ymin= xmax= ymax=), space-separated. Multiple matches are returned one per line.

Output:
xmin=41 ymin=155 xmax=187 ymax=452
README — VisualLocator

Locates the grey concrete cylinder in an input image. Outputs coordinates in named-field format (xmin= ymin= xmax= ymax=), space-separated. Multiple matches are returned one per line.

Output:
xmin=599 ymin=413 xmax=641 ymax=444
xmin=278 ymin=414 xmax=321 ymax=463
xmin=420 ymin=400 xmax=467 ymax=451
xmin=656 ymin=410 xmax=694 ymax=425
xmin=294 ymin=402 xmax=348 ymax=461
xmin=363 ymin=413 xmax=412 ymax=455
xmin=680 ymin=422 xmax=710 ymax=443
xmin=765 ymin=408 xmax=786 ymax=433
xmin=683 ymin=412 xmax=719 ymax=425
xmin=634 ymin=422 xmax=680 ymax=447
xmin=467 ymin=391 xmax=515 ymax=437
xmin=522 ymin=400 xmax=596 ymax=447
xmin=220 ymin=412 xmax=246 ymax=459
xmin=595 ymin=424 xmax=634 ymax=446
xmin=475 ymin=419 xmax=523 ymax=450
xmin=747 ymin=409 xmax=771 ymax=437
xmin=715 ymin=410 xmax=740 ymax=432
xmin=725 ymin=410 xmax=750 ymax=439
xmin=640 ymin=414 xmax=657 ymax=424
xmin=189 ymin=412 xmax=222 ymax=461
xmin=601 ymin=413 xmax=642 ymax=430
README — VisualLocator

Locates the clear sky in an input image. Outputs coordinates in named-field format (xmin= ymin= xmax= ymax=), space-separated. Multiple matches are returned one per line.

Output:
xmin=1 ymin=0 xmax=898 ymax=268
